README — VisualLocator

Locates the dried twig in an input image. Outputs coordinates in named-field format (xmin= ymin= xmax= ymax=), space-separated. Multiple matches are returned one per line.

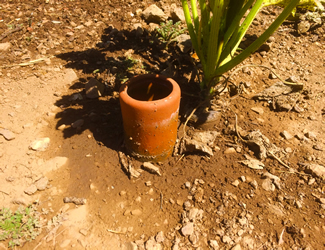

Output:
xmin=234 ymin=113 xmax=247 ymax=143
xmin=0 ymin=190 xmax=9 ymax=195
xmin=268 ymin=151 xmax=290 ymax=169
xmin=175 ymin=154 xmax=185 ymax=166
xmin=0 ymin=24 xmax=23 ymax=42
xmin=160 ymin=191 xmax=163 ymax=211
xmin=0 ymin=56 xmax=54 ymax=69
xmin=107 ymin=229 xmax=125 ymax=234
xmin=278 ymin=228 xmax=285 ymax=245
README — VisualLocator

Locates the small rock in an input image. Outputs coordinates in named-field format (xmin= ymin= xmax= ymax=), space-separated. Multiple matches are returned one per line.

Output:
xmin=285 ymin=147 xmax=293 ymax=153
xmin=318 ymin=198 xmax=325 ymax=204
xmin=183 ymin=201 xmax=191 ymax=210
xmin=45 ymin=156 xmax=68 ymax=172
xmin=232 ymin=179 xmax=240 ymax=187
xmin=177 ymin=34 xmax=192 ymax=53
xmin=60 ymin=239 xmax=71 ymax=248
xmin=170 ymin=4 xmax=185 ymax=22
xmin=250 ymin=180 xmax=258 ymax=190
xmin=0 ymin=128 xmax=15 ymax=140
xmin=261 ymin=178 xmax=275 ymax=191
xmin=313 ymin=144 xmax=324 ymax=151
xmin=280 ymin=130 xmax=293 ymax=140
xmin=181 ymin=222 xmax=194 ymax=236
xmin=0 ymin=42 xmax=11 ymax=51
xmin=185 ymin=181 xmax=191 ymax=189
xmin=71 ymin=119 xmax=84 ymax=128
xmin=242 ymin=236 xmax=255 ymax=249
xmin=238 ymin=217 xmax=247 ymax=226
xmin=156 ymin=231 xmax=165 ymax=243
xmin=259 ymin=43 xmax=270 ymax=52
xmin=11 ymin=198 xmax=27 ymax=206
xmin=189 ymin=232 xmax=199 ymax=244
xmin=224 ymin=147 xmax=236 ymax=154
xmin=267 ymin=36 xmax=275 ymax=43
xmin=209 ymin=240 xmax=219 ymax=250
xmin=237 ymin=229 xmax=244 ymax=236
xmin=297 ymin=20 xmax=310 ymax=34
xmin=222 ymin=235 xmax=232 ymax=244
xmin=142 ymin=162 xmax=162 ymax=176
xmin=295 ymin=133 xmax=305 ymax=140
xmin=24 ymin=185 xmax=38 ymax=195
xmin=308 ymin=178 xmax=315 ymax=185
xmin=145 ymin=238 xmax=162 ymax=250
xmin=119 ymin=191 xmax=127 ymax=196
xmin=303 ymin=164 xmax=325 ymax=180
xmin=240 ymin=176 xmax=246 ymax=182
xmin=304 ymin=131 xmax=317 ymax=140
xmin=232 ymin=244 xmax=242 ymax=250
xmin=84 ymin=20 xmax=93 ymax=27
xmin=29 ymin=137 xmax=50 ymax=151
xmin=57 ymin=124 xmax=66 ymax=130
xmin=188 ymin=208 xmax=199 ymax=221
xmin=35 ymin=177 xmax=49 ymax=191
xmin=251 ymin=107 xmax=264 ymax=114
xmin=79 ymin=228 xmax=88 ymax=236
xmin=295 ymin=200 xmax=303 ymax=209
xmin=131 ymin=209 xmax=142 ymax=216
xmin=142 ymin=4 xmax=168 ymax=23
xmin=85 ymin=78 xmax=105 ymax=98
xmin=63 ymin=197 xmax=87 ymax=205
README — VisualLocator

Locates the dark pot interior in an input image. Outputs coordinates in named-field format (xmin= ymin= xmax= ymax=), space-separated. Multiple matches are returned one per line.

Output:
xmin=127 ymin=79 xmax=173 ymax=101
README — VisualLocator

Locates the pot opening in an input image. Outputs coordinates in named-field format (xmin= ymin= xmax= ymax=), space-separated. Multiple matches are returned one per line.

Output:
xmin=127 ymin=79 xmax=173 ymax=101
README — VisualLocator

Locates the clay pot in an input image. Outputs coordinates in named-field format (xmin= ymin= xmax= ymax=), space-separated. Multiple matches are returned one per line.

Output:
xmin=119 ymin=74 xmax=181 ymax=162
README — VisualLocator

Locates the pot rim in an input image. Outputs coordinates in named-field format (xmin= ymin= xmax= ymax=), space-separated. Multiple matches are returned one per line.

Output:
xmin=119 ymin=74 xmax=180 ymax=106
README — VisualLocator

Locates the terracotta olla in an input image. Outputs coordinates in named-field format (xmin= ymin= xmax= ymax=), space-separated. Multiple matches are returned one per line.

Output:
xmin=119 ymin=74 xmax=181 ymax=162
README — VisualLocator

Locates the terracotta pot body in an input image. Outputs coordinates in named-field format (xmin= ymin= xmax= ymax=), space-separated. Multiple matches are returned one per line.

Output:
xmin=119 ymin=74 xmax=181 ymax=162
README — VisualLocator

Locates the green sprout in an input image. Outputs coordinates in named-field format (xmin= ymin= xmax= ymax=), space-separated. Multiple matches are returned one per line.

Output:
xmin=0 ymin=206 xmax=41 ymax=248
xmin=156 ymin=20 xmax=187 ymax=48
xmin=181 ymin=0 xmax=300 ymax=97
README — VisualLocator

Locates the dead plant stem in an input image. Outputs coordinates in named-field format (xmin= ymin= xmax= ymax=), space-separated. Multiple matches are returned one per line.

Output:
xmin=268 ymin=151 xmax=290 ymax=169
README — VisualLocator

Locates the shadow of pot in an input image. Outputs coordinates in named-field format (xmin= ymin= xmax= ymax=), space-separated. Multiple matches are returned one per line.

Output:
xmin=119 ymin=74 xmax=181 ymax=162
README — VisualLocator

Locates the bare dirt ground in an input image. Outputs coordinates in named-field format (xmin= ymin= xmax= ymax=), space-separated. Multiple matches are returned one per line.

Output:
xmin=0 ymin=0 xmax=325 ymax=249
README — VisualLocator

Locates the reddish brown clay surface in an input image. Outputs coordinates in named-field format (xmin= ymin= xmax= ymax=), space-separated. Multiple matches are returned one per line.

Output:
xmin=0 ymin=0 xmax=325 ymax=250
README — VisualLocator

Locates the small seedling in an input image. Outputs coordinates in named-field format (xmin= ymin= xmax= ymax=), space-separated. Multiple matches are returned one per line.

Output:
xmin=0 ymin=206 xmax=41 ymax=248
xmin=156 ymin=20 xmax=186 ymax=48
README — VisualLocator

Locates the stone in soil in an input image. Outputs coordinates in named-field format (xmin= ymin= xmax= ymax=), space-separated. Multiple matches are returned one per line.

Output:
xmin=45 ymin=156 xmax=68 ymax=172
xmin=155 ymin=231 xmax=165 ymax=243
xmin=142 ymin=4 xmax=168 ymax=23
xmin=71 ymin=119 xmax=84 ymax=128
xmin=280 ymin=130 xmax=293 ymax=140
xmin=63 ymin=197 xmax=87 ymax=205
xmin=142 ymin=162 xmax=162 ymax=176
xmin=302 ymin=163 xmax=325 ymax=180
xmin=85 ymin=78 xmax=105 ymax=99
xmin=181 ymin=222 xmax=194 ymax=236
xmin=261 ymin=178 xmax=275 ymax=191
xmin=35 ymin=177 xmax=49 ymax=191
xmin=0 ymin=42 xmax=11 ymax=51
xmin=0 ymin=128 xmax=15 ymax=141
xmin=29 ymin=137 xmax=50 ymax=151
xmin=209 ymin=240 xmax=219 ymax=249
xmin=24 ymin=184 xmax=38 ymax=195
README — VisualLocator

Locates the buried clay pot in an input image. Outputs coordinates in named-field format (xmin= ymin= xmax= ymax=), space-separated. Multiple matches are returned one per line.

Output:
xmin=119 ymin=74 xmax=181 ymax=162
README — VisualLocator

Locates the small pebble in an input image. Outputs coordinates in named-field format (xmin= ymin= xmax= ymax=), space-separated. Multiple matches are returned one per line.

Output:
xmin=232 ymin=179 xmax=240 ymax=187
xmin=224 ymin=147 xmax=236 ymax=154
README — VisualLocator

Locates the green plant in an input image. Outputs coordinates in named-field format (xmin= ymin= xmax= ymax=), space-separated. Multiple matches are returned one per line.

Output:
xmin=156 ymin=20 xmax=186 ymax=48
xmin=181 ymin=0 xmax=300 ymax=97
xmin=0 ymin=206 xmax=41 ymax=248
